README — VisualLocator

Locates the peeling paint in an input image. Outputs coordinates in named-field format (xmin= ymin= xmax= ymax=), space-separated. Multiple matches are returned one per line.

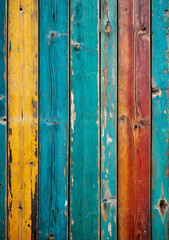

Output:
xmin=71 ymin=91 xmax=76 ymax=133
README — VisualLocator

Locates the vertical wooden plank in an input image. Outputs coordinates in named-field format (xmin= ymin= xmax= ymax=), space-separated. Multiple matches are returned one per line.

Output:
xmin=118 ymin=1 xmax=135 ymax=239
xmin=134 ymin=1 xmax=151 ymax=238
xmin=152 ymin=0 xmax=169 ymax=239
xmin=39 ymin=0 xmax=69 ymax=239
xmin=0 ymin=0 xmax=6 ymax=238
xmin=101 ymin=0 xmax=117 ymax=239
xmin=118 ymin=0 xmax=150 ymax=239
xmin=70 ymin=0 xmax=100 ymax=239
xmin=8 ymin=0 xmax=38 ymax=239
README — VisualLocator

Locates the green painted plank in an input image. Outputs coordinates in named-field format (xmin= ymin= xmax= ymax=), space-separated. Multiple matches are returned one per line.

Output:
xmin=101 ymin=0 xmax=117 ymax=239
xmin=0 ymin=0 xmax=6 ymax=238
xmin=39 ymin=0 xmax=69 ymax=239
xmin=70 ymin=0 xmax=100 ymax=239
xmin=152 ymin=0 xmax=169 ymax=238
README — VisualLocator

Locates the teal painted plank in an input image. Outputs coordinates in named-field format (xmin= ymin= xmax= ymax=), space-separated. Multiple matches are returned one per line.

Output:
xmin=0 ymin=0 xmax=6 ymax=238
xmin=101 ymin=0 xmax=117 ymax=239
xmin=39 ymin=0 xmax=69 ymax=239
xmin=152 ymin=0 xmax=169 ymax=239
xmin=70 ymin=0 xmax=100 ymax=239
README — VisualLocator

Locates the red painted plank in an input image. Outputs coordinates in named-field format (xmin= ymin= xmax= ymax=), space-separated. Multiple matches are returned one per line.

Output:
xmin=134 ymin=1 xmax=151 ymax=238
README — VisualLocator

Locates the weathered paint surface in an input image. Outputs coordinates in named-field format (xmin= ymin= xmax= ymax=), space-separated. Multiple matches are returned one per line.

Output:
xmin=70 ymin=0 xmax=100 ymax=239
xmin=39 ymin=0 xmax=69 ymax=239
xmin=118 ymin=0 xmax=150 ymax=239
xmin=101 ymin=0 xmax=117 ymax=239
xmin=8 ymin=1 xmax=38 ymax=239
xmin=152 ymin=0 xmax=169 ymax=238
xmin=0 ymin=0 xmax=6 ymax=238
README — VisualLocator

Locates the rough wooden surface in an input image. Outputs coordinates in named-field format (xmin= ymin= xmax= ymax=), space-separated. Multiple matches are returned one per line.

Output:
xmin=70 ymin=0 xmax=100 ymax=238
xmin=152 ymin=0 xmax=169 ymax=238
xmin=101 ymin=0 xmax=117 ymax=239
xmin=118 ymin=0 xmax=150 ymax=239
xmin=118 ymin=1 xmax=135 ymax=238
xmin=0 ymin=0 xmax=6 ymax=238
xmin=8 ymin=1 xmax=38 ymax=239
xmin=39 ymin=0 xmax=69 ymax=239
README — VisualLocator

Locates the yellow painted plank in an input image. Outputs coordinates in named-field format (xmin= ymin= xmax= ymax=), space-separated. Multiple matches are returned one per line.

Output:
xmin=8 ymin=0 xmax=38 ymax=239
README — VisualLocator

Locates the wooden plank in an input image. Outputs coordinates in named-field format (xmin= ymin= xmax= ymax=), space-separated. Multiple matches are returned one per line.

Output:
xmin=39 ymin=0 xmax=69 ymax=239
xmin=70 ymin=0 xmax=100 ymax=239
xmin=8 ymin=1 xmax=38 ymax=239
xmin=101 ymin=0 xmax=117 ymax=239
xmin=0 ymin=0 xmax=6 ymax=238
xmin=118 ymin=0 xmax=150 ymax=239
xmin=118 ymin=1 xmax=135 ymax=239
xmin=152 ymin=0 xmax=169 ymax=238
xmin=134 ymin=0 xmax=151 ymax=238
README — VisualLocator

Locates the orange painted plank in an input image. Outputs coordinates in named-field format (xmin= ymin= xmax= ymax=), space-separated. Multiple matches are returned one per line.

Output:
xmin=118 ymin=1 xmax=150 ymax=239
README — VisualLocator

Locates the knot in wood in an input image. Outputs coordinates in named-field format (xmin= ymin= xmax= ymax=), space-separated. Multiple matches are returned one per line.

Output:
xmin=19 ymin=7 xmax=24 ymax=13
xmin=137 ymin=25 xmax=148 ymax=36
xmin=105 ymin=22 xmax=111 ymax=33
xmin=119 ymin=114 xmax=125 ymax=121
xmin=74 ymin=42 xmax=80 ymax=49
xmin=48 ymin=233 xmax=54 ymax=239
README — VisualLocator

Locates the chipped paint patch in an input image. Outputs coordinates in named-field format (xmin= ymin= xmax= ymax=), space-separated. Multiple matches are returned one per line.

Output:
xmin=107 ymin=133 xmax=112 ymax=145
xmin=108 ymin=222 xmax=112 ymax=237
xmin=71 ymin=91 xmax=76 ymax=133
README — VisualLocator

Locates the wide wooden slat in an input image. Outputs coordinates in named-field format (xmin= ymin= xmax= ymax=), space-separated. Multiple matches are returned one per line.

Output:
xmin=8 ymin=1 xmax=38 ymax=239
xmin=70 ymin=0 xmax=100 ymax=238
xmin=118 ymin=0 xmax=150 ymax=239
xmin=39 ymin=0 xmax=69 ymax=239
xmin=101 ymin=0 xmax=117 ymax=239
xmin=152 ymin=0 xmax=169 ymax=238
xmin=118 ymin=1 xmax=135 ymax=239
xmin=134 ymin=1 xmax=151 ymax=238
xmin=0 ymin=0 xmax=6 ymax=238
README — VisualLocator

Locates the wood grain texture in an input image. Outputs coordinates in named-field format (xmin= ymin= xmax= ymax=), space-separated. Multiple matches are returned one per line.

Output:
xmin=152 ymin=0 xmax=169 ymax=238
xmin=101 ymin=0 xmax=117 ymax=239
xmin=118 ymin=0 xmax=150 ymax=239
xmin=134 ymin=1 xmax=151 ymax=239
xmin=8 ymin=1 xmax=38 ymax=239
xmin=0 ymin=0 xmax=6 ymax=238
xmin=70 ymin=0 xmax=100 ymax=239
xmin=39 ymin=0 xmax=69 ymax=239
xmin=118 ymin=1 xmax=135 ymax=239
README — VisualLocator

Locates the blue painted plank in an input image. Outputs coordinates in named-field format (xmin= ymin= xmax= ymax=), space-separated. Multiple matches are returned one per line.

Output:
xmin=0 ymin=0 xmax=6 ymax=238
xmin=39 ymin=1 xmax=69 ymax=239
xmin=101 ymin=0 xmax=117 ymax=239
xmin=70 ymin=0 xmax=100 ymax=238
xmin=152 ymin=0 xmax=169 ymax=238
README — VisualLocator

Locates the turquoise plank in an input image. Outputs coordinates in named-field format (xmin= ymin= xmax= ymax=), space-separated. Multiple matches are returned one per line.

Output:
xmin=0 ymin=0 xmax=6 ymax=238
xmin=101 ymin=0 xmax=117 ymax=239
xmin=70 ymin=0 xmax=100 ymax=238
xmin=39 ymin=0 xmax=69 ymax=239
xmin=152 ymin=0 xmax=169 ymax=238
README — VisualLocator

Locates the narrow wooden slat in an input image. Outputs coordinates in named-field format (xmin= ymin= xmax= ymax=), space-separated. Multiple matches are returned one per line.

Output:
xmin=118 ymin=1 xmax=135 ymax=239
xmin=152 ymin=0 xmax=169 ymax=238
xmin=118 ymin=1 xmax=150 ymax=239
xmin=70 ymin=0 xmax=100 ymax=238
xmin=0 ymin=0 xmax=6 ymax=238
xmin=8 ymin=1 xmax=38 ymax=239
xmin=134 ymin=1 xmax=151 ymax=238
xmin=39 ymin=0 xmax=69 ymax=239
xmin=101 ymin=0 xmax=117 ymax=239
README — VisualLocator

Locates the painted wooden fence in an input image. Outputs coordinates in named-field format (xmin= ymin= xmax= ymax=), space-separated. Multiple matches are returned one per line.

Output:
xmin=0 ymin=0 xmax=168 ymax=239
